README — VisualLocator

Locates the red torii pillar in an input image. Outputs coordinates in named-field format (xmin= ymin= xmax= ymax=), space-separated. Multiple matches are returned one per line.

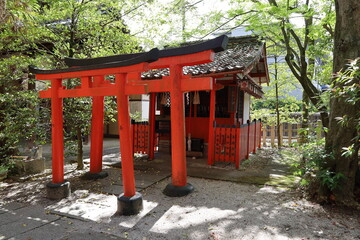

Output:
xmin=46 ymin=78 xmax=70 ymax=199
xmin=162 ymin=65 xmax=193 ymax=196
xmin=116 ymin=73 xmax=143 ymax=215
xmin=85 ymin=75 xmax=109 ymax=180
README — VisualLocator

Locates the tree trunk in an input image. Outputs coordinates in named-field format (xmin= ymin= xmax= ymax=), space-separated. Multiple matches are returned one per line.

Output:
xmin=76 ymin=127 xmax=84 ymax=170
xmin=299 ymin=92 xmax=309 ymax=144
xmin=274 ymin=55 xmax=281 ymax=148
xmin=323 ymin=0 xmax=360 ymax=205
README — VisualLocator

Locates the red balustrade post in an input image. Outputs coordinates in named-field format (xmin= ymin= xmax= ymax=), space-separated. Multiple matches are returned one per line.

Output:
xmin=246 ymin=120 xmax=250 ymax=159
xmin=258 ymin=119 xmax=262 ymax=148
xmin=46 ymin=79 xmax=70 ymax=200
xmin=235 ymin=125 xmax=241 ymax=169
xmin=253 ymin=119 xmax=257 ymax=153
xmin=163 ymin=65 xmax=194 ymax=197
xmin=116 ymin=73 xmax=143 ymax=215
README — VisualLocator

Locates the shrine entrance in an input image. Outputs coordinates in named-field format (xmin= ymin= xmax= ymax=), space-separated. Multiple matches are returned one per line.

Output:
xmin=30 ymin=35 xmax=228 ymax=215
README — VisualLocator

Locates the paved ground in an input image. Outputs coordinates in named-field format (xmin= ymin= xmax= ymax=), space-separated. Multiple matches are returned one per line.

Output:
xmin=1 ymin=142 xmax=360 ymax=240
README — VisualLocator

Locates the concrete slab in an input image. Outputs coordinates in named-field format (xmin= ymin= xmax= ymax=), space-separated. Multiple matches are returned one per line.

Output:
xmin=48 ymin=190 xmax=117 ymax=222
xmin=59 ymin=229 xmax=126 ymax=240
xmin=0 ymin=204 xmax=59 ymax=225
xmin=47 ymin=190 xmax=158 ymax=228
xmin=0 ymin=209 xmax=59 ymax=240
xmin=6 ymin=218 xmax=77 ymax=240
xmin=0 ymin=201 xmax=27 ymax=212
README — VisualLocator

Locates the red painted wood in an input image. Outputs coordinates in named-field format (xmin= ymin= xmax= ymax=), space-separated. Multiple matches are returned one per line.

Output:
xmin=169 ymin=65 xmax=187 ymax=187
xmin=116 ymin=73 xmax=136 ymax=197
xmin=253 ymin=121 xmax=257 ymax=153
xmin=207 ymin=84 xmax=216 ymax=165
xmin=246 ymin=121 xmax=250 ymax=159
xmin=231 ymin=127 xmax=236 ymax=162
xmin=239 ymin=125 xmax=248 ymax=162
xmin=51 ymin=79 xmax=64 ymax=184
xmin=90 ymin=76 xmax=105 ymax=174
xmin=148 ymin=93 xmax=156 ymax=160
xmin=235 ymin=127 xmax=241 ymax=169
xmin=225 ymin=127 xmax=231 ymax=162
xmin=258 ymin=121 xmax=262 ymax=148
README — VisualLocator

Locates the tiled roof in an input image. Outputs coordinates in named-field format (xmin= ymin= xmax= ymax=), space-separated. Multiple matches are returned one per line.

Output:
xmin=142 ymin=36 xmax=265 ymax=79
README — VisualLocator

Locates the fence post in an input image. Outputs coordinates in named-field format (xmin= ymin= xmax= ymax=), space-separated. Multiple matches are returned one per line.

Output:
xmin=287 ymin=127 xmax=292 ymax=145
xmin=262 ymin=124 xmax=267 ymax=147
xmin=246 ymin=120 xmax=250 ymax=159
xmin=270 ymin=124 xmax=275 ymax=147
xmin=258 ymin=119 xmax=262 ymax=148
xmin=253 ymin=119 xmax=257 ymax=153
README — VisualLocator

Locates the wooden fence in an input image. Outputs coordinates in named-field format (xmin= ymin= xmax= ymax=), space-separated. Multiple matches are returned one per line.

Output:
xmin=262 ymin=120 xmax=324 ymax=147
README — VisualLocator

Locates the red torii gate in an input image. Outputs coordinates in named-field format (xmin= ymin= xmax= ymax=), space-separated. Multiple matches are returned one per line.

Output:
xmin=30 ymin=35 xmax=228 ymax=215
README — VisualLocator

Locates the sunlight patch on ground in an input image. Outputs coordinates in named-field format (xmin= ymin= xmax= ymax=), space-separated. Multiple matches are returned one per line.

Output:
xmin=256 ymin=186 xmax=287 ymax=194
xmin=150 ymin=205 xmax=240 ymax=234
xmin=118 ymin=200 xmax=158 ymax=228
xmin=47 ymin=190 xmax=117 ymax=222
xmin=47 ymin=190 xmax=159 ymax=227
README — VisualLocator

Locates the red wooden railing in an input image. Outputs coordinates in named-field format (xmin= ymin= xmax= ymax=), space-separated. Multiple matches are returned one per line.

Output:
xmin=132 ymin=120 xmax=149 ymax=154
xmin=214 ymin=125 xmax=237 ymax=163
xmin=213 ymin=119 xmax=262 ymax=169
xmin=237 ymin=123 xmax=249 ymax=168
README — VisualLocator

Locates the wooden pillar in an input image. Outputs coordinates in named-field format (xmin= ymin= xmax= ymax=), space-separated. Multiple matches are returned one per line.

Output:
xmin=169 ymin=65 xmax=187 ymax=187
xmin=116 ymin=73 xmax=136 ymax=197
xmin=148 ymin=93 xmax=156 ymax=160
xmin=90 ymin=76 xmax=105 ymax=174
xmin=208 ymin=79 xmax=216 ymax=165
xmin=51 ymin=79 xmax=64 ymax=184
xmin=270 ymin=124 xmax=275 ymax=147
xmin=163 ymin=65 xmax=194 ymax=197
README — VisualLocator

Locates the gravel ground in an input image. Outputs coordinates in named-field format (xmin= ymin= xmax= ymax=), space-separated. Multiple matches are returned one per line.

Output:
xmin=1 ymin=149 xmax=360 ymax=240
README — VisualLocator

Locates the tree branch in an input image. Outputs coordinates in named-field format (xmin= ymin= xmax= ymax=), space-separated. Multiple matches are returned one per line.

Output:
xmin=200 ymin=10 xmax=257 ymax=39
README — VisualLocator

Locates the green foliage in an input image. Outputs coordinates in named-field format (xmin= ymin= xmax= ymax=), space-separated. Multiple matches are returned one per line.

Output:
xmin=37 ymin=0 xmax=141 ymax=58
xmin=331 ymin=58 xmax=360 ymax=158
xmin=0 ymin=0 xmax=143 ymax=168
xmin=227 ymin=0 xmax=335 ymax=127
xmin=317 ymin=169 xmax=345 ymax=191
xmin=0 ymin=164 xmax=9 ymax=174
xmin=291 ymin=138 xmax=345 ymax=191
xmin=252 ymin=98 xmax=301 ymax=111
xmin=130 ymin=111 xmax=142 ymax=122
